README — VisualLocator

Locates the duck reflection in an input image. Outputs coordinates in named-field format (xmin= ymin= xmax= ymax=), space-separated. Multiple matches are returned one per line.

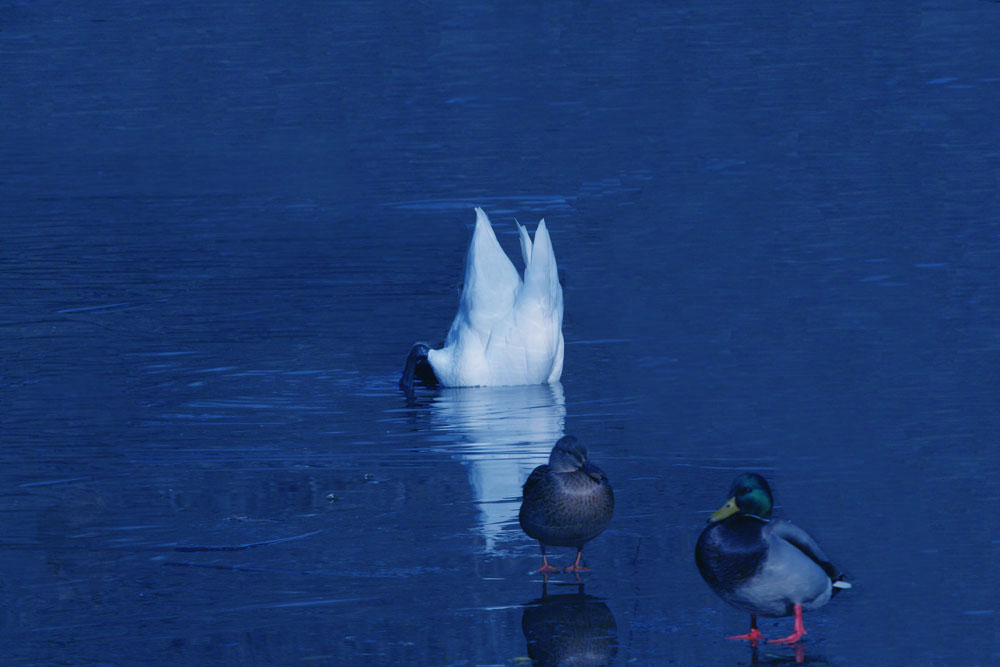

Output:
xmin=521 ymin=581 xmax=618 ymax=666
xmin=428 ymin=383 xmax=565 ymax=553
xmin=747 ymin=642 xmax=829 ymax=665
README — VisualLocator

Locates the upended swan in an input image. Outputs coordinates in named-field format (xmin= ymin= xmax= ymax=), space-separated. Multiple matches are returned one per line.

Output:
xmin=400 ymin=207 xmax=564 ymax=389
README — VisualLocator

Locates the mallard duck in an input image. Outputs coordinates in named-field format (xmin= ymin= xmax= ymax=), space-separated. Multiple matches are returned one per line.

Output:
xmin=519 ymin=436 xmax=614 ymax=572
xmin=399 ymin=207 xmax=564 ymax=389
xmin=695 ymin=473 xmax=851 ymax=644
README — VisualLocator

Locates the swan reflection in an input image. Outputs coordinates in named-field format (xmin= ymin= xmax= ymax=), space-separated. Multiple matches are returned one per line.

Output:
xmin=428 ymin=383 xmax=565 ymax=553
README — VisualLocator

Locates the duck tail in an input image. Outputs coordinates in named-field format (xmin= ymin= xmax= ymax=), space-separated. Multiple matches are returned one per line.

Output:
xmin=831 ymin=576 xmax=852 ymax=596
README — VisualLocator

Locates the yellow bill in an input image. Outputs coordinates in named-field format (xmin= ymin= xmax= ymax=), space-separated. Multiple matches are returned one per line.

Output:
xmin=709 ymin=496 xmax=739 ymax=522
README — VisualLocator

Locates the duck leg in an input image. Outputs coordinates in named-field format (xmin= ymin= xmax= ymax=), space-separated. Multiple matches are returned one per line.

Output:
xmin=563 ymin=547 xmax=591 ymax=572
xmin=536 ymin=544 xmax=561 ymax=573
xmin=769 ymin=604 xmax=807 ymax=644
xmin=727 ymin=614 xmax=764 ymax=642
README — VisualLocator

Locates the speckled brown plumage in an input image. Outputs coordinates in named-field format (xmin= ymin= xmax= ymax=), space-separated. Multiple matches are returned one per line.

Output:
xmin=519 ymin=435 xmax=614 ymax=572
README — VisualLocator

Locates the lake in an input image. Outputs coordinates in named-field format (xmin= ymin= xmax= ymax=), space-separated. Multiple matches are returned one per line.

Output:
xmin=3 ymin=1 xmax=999 ymax=664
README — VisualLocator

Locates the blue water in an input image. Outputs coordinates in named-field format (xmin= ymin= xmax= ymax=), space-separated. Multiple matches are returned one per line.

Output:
xmin=3 ymin=2 xmax=999 ymax=664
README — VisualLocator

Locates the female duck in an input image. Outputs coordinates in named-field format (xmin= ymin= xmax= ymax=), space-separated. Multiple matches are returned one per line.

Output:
xmin=519 ymin=436 xmax=614 ymax=572
xmin=400 ymin=207 xmax=564 ymax=389
xmin=695 ymin=473 xmax=851 ymax=644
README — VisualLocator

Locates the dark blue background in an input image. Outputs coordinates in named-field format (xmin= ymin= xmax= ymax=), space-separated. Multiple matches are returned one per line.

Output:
xmin=3 ymin=1 xmax=999 ymax=664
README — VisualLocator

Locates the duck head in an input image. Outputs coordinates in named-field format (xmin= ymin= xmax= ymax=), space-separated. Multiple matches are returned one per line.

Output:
xmin=709 ymin=472 xmax=773 ymax=522
xmin=549 ymin=435 xmax=605 ymax=482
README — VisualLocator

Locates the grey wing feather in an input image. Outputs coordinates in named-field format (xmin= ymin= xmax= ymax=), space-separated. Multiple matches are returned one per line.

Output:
xmin=766 ymin=519 xmax=844 ymax=582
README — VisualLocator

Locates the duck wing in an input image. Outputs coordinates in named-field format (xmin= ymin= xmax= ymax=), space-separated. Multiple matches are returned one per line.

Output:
xmin=522 ymin=464 xmax=550 ymax=499
xmin=765 ymin=520 xmax=846 ymax=584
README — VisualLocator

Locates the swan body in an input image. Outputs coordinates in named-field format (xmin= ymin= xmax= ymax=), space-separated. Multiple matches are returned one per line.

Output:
xmin=402 ymin=207 xmax=564 ymax=389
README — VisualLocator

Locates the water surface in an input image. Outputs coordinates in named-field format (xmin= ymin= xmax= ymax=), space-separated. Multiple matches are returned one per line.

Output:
xmin=3 ymin=1 xmax=1000 ymax=664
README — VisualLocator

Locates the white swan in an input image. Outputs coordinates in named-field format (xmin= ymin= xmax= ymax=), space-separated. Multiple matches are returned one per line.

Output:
xmin=400 ymin=207 xmax=564 ymax=388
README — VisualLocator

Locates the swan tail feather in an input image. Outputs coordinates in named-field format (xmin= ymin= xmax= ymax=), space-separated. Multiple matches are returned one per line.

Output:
xmin=517 ymin=221 xmax=532 ymax=266
xmin=521 ymin=219 xmax=561 ymax=309
xmin=445 ymin=208 xmax=520 ymax=349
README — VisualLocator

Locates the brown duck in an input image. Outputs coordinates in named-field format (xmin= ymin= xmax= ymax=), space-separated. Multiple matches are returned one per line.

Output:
xmin=518 ymin=436 xmax=614 ymax=572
